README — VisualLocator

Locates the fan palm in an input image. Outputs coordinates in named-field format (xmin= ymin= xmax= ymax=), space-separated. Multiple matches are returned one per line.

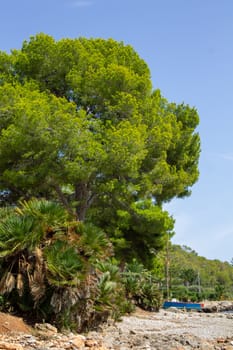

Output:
xmin=0 ymin=198 xmax=120 ymax=331
xmin=77 ymin=222 xmax=112 ymax=260
xmin=0 ymin=198 xmax=70 ymax=257
xmin=0 ymin=199 xmax=75 ymax=309
xmin=44 ymin=240 xmax=84 ymax=286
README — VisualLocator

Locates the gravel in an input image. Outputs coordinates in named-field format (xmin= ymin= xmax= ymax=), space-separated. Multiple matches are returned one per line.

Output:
xmin=101 ymin=308 xmax=233 ymax=349
xmin=117 ymin=310 xmax=233 ymax=338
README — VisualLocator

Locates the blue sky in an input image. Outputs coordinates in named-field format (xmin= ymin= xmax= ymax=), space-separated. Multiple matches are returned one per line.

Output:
xmin=1 ymin=0 xmax=233 ymax=262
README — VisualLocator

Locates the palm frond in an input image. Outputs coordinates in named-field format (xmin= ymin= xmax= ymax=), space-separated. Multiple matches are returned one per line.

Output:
xmin=18 ymin=198 xmax=69 ymax=228
xmin=95 ymin=260 xmax=119 ymax=279
xmin=0 ymin=215 xmax=40 ymax=255
xmin=44 ymin=240 xmax=84 ymax=286
xmin=98 ymin=273 xmax=117 ymax=294
xmin=0 ymin=206 xmax=14 ymax=220
xmin=0 ymin=272 xmax=16 ymax=294
xmin=78 ymin=223 xmax=111 ymax=258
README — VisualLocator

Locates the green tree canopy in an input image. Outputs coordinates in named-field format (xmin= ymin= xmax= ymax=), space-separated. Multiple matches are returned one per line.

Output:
xmin=0 ymin=34 xmax=200 ymax=265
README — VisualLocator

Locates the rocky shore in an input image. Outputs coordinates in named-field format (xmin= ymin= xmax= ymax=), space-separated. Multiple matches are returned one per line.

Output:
xmin=101 ymin=306 xmax=233 ymax=349
xmin=0 ymin=301 xmax=233 ymax=349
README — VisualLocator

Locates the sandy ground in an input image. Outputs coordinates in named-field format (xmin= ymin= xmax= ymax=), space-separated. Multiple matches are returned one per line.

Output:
xmin=0 ymin=312 xmax=32 ymax=334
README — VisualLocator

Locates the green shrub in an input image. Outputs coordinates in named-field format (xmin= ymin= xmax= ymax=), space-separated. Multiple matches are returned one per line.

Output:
xmin=122 ymin=259 xmax=162 ymax=311
xmin=0 ymin=199 xmax=124 ymax=331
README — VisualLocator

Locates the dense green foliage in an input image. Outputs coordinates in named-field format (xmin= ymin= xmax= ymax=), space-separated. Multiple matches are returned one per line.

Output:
xmin=157 ymin=244 xmax=233 ymax=301
xmin=0 ymin=33 xmax=200 ymax=266
xmin=0 ymin=34 xmax=201 ymax=329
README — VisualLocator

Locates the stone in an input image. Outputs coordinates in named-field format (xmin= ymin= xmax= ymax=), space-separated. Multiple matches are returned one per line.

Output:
xmin=35 ymin=323 xmax=57 ymax=333
xmin=34 ymin=323 xmax=58 ymax=338
xmin=70 ymin=334 xmax=86 ymax=348
xmin=166 ymin=307 xmax=184 ymax=313
xmin=85 ymin=339 xmax=99 ymax=347
xmin=198 ymin=341 xmax=215 ymax=350
xmin=217 ymin=337 xmax=227 ymax=343
xmin=0 ymin=342 xmax=24 ymax=350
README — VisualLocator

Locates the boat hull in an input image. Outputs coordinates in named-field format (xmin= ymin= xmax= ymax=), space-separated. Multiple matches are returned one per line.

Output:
xmin=163 ymin=301 xmax=203 ymax=310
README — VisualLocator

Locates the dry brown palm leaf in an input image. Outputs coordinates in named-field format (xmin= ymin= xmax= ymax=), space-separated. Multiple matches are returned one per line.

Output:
xmin=83 ymin=273 xmax=98 ymax=299
xmin=5 ymin=272 xmax=16 ymax=293
xmin=65 ymin=287 xmax=83 ymax=306
xmin=34 ymin=247 xmax=43 ymax=265
xmin=16 ymin=273 xmax=24 ymax=297
xmin=0 ymin=272 xmax=16 ymax=294
xmin=19 ymin=254 xmax=27 ymax=272
xmin=50 ymin=287 xmax=82 ymax=313
xmin=28 ymin=247 xmax=46 ymax=304
xmin=50 ymin=291 xmax=63 ymax=313
xmin=28 ymin=269 xmax=46 ymax=305
xmin=34 ymin=247 xmax=44 ymax=275
xmin=67 ymin=225 xmax=80 ymax=243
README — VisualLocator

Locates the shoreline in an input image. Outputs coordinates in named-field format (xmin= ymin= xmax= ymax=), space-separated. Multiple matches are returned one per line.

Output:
xmin=0 ymin=304 xmax=233 ymax=349
xmin=100 ymin=307 xmax=233 ymax=349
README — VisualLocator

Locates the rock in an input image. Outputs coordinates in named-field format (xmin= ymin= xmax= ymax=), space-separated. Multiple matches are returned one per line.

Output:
xmin=34 ymin=323 xmax=58 ymax=338
xmin=198 ymin=341 xmax=215 ymax=350
xmin=35 ymin=323 xmax=57 ymax=333
xmin=166 ymin=307 xmax=185 ymax=313
xmin=70 ymin=334 xmax=86 ymax=348
xmin=217 ymin=337 xmax=227 ymax=343
xmin=86 ymin=339 xmax=98 ymax=346
xmin=202 ymin=300 xmax=233 ymax=313
xmin=0 ymin=342 xmax=24 ymax=350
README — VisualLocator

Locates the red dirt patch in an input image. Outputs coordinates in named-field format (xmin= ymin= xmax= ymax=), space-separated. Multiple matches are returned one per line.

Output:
xmin=0 ymin=312 xmax=32 ymax=334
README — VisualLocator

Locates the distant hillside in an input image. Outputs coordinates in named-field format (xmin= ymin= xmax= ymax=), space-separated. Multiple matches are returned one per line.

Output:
xmin=164 ymin=244 xmax=233 ymax=301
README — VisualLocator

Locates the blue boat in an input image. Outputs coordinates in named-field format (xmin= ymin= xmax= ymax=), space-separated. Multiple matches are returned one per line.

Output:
xmin=163 ymin=301 xmax=203 ymax=311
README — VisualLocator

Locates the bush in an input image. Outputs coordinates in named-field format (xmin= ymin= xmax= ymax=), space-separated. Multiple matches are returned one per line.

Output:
xmin=122 ymin=259 xmax=162 ymax=311
xmin=0 ymin=199 xmax=125 ymax=331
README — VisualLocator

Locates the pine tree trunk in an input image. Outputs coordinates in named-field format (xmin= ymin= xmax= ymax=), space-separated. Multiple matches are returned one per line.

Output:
xmin=75 ymin=182 xmax=94 ymax=221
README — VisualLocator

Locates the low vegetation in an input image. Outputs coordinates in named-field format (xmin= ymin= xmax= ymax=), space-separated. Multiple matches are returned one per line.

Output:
xmin=0 ymin=199 xmax=162 ymax=331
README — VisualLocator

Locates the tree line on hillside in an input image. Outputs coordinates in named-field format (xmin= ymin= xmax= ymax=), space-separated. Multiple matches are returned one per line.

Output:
xmin=0 ymin=34 xmax=200 ymax=330
xmin=157 ymin=244 xmax=233 ymax=301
